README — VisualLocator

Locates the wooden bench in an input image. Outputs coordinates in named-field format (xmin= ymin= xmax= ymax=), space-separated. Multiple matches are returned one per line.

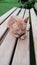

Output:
xmin=0 ymin=7 xmax=35 ymax=65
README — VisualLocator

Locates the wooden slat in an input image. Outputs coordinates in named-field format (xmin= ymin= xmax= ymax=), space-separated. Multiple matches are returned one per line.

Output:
xmin=0 ymin=8 xmax=21 ymax=39
xmin=0 ymin=7 xmax=17 ymax=24
xmin=0 ymin=31 xmax=16 ymax=65
xmin=11 ymin=9 xmax=30 ymax=65
xmin=24 ymin=9 xmax=29 ymax=31
xmin=24 ymin=9 xmax=29 ymax=18
xmin=11 ymin=8 xmax=21 ymax=16
xmin=30 ymin=8 xmax=37 ymax=65
xmin=18 ymin=8 xmax=25 ymax=18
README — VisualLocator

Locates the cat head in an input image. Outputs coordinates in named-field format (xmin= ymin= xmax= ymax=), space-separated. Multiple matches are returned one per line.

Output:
xmin=8 ymin=16 xmax=29 ymax=28
xmin=8 ymin=16 xmax=29 ymax=37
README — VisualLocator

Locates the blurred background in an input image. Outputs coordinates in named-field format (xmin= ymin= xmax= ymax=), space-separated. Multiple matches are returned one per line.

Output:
xmin=0 ymin=0 xmax=37 ymax=16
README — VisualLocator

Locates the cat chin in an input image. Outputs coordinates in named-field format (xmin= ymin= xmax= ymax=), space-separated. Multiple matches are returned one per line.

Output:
xmin=14 ymin=33 xmax=27 ymax=40
xmin=11 ymin=34 xmax=19 ymax=38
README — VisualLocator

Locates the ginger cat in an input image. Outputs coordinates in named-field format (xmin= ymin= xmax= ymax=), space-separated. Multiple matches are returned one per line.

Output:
xmin=8 ymin=16 xmax=29 ymax=39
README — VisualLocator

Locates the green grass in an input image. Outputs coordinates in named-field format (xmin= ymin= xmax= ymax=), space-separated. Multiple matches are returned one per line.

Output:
xmin=0 ymin=3 xmax=14 ymax=16
xmin=0 ymin=0 xmax=21 ymax=16
xmin=0 ymin=0 xmax=37 ymax=16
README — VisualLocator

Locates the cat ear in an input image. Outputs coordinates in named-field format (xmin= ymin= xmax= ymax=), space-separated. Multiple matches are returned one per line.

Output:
xmin=9 ymin=16 xmax=16 ymax=24
xmin=24 ymin=17 xmax=29 ymax=23
xmin=8 ymin=16 xmax=16 ymax=28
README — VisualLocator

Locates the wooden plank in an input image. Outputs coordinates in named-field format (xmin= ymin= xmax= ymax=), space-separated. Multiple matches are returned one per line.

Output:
xmin=11 ymin=8 xmax=21 ymax=16
xmin=0 ymin=8 xmax=21 ymax=39
xmin=0 ymin=31 xmax=16 ymax=65
xmin=30 ymin=8 xmax=37 ymax=65
xmin=24 ymin=9 xmax=29 ymax=19
xmin=34 ymin=3 xmax=37 ymax=11
xmin=11 ymin=9 xmax=30 ymax=65
xmin=0 ymin=7 xmax=17 ymax=24
xmin=18 ymin=8 xmax=25 ymax=18
xmin=24 ymin=9 xmax=29 ymax=31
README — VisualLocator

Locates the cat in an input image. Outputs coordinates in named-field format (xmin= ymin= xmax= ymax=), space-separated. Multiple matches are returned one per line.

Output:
xmin=8 ymin=16 xmax=29 ymax=39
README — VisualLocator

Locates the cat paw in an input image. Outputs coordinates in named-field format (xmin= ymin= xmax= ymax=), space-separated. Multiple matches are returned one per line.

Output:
xmin=20 ymin=34 xmax=27 ymax=40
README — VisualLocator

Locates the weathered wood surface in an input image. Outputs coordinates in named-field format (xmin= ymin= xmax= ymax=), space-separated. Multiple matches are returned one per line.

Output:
xmin=30 ymin=8 xmax=37 ymax=65
xmin=12 ymin=9 xmax=30 ymax=65
xmin=18 ymin=8 xmax=25 ymax=17
xmin=0 ymin=31 xmax=16 ymax=65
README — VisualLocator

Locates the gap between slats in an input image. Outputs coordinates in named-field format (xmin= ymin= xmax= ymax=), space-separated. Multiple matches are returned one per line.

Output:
xmin=30 ymin=8 xmax=37 ymax=65
xmin=29 ymin=9 xmax=36 ymax=65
